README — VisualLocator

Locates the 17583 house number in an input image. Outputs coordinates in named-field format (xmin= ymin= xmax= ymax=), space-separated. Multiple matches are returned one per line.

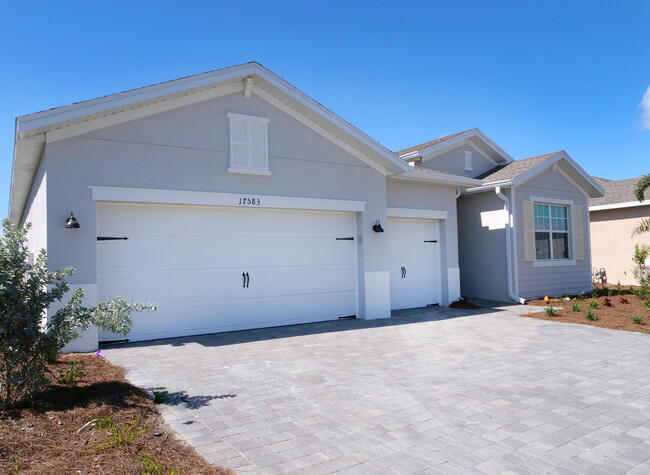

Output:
xmin=238 ymin=197 xmax=261 ymax=206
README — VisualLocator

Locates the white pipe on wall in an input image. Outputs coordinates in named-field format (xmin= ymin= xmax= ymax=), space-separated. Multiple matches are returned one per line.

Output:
xmin=495 ymin=186 xmax=526 ymax=304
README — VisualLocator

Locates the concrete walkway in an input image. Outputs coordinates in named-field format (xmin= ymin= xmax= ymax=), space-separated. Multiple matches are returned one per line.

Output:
xmin=103 ymin=304 xmax=650 ymax=474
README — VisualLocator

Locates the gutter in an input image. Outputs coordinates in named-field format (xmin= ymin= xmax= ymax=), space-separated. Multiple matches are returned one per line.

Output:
xmin=495 ymin=186 xmax=525 ymax=304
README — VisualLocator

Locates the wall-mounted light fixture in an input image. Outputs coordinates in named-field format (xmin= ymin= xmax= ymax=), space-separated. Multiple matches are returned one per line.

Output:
xmin=373 ymin=220 xmax=384 ymax=233
xmin=65 ymin=212 xmax=80 ymax=229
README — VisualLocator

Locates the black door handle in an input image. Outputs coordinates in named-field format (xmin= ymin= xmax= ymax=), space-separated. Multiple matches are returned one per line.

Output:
xmin=245 ymin=272 xmax=250 ymax=288
xmin=401 ymin=266 xmax=406 ymax=279
xmin=243 ymin=272 xmax=246 ymax=288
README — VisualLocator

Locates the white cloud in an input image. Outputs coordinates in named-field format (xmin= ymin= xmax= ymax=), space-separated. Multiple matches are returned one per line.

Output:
xmin=640 ymin=85 xmax=650 ymax=130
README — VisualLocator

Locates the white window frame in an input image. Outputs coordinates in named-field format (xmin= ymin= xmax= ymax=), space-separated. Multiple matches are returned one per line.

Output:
xmin=533 ymin=201 xmax=570 ymax=261
xmin=227 ymin=112 xmax=271 ymax=176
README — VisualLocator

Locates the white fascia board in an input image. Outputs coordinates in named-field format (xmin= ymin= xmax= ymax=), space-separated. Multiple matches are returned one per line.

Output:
xmin=590 ymin=201 xmax=650 ymax=212
xmin=389 ymin=171 xmax=482 ymax=187
xmin=88 ymin=186 xmax=366 ymax=212
xmin=387 ymin=207 xmax=448 ymax=220
xmin=418 ymin=128 xmax=514 ymax=164
xmin=396 ymin=150 xmax=420 ymax=160
xmin=463 ymin=181 xmax=512 ymax=194
xmin=17 ymin=63 xmax=261 ymax=135
xmin=511 ymin=152 xmax=605 ymax=198
xmin=9 ymin=133 xmax=46 ymax=224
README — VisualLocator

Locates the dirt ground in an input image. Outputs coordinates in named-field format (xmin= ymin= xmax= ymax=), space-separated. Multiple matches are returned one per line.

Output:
xmin=523 ymin=285 xmax=650 ymax=334
xmin=0 ymin=354 xmax=233 ymax=474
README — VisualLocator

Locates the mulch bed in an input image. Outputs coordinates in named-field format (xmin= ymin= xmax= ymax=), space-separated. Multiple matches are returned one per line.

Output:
xmin=0 ymin=354 xmax=233 ymax=474
xmin=523 ymin=286 xmax=650 ymax=334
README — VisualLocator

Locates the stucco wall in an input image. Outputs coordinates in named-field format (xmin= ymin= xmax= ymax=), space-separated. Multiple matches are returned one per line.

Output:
xmin=514 ymin=169 xmax=592 ymax=298
xmin=386 ymin=181 xmax=461 ymax=304
xmin=419 ymin=143 xmax=495 ymax=179
xmin=590 ymin=205 xmax=650 ymax=286
xmin=457 ymin=191 xmax=510 ymax=302
xmin=41 ymin=91 xmax=390 ymax=319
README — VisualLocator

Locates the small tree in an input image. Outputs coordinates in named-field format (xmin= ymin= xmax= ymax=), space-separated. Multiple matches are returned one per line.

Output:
xmin=632 ymin=174 xmax=650 ymax=237
xmin=0 ymin=219 xmax=156 ymax=408
xmin=632 ymin=244 xmax=650 ymax=297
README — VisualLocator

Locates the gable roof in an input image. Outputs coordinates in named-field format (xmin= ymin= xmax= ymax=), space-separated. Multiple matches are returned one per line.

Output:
xmin=477 ymin=152 xmax=559 ymax=182
xmin=589 ymin=177 xmax=649 ymax=211
xmin=467 ymin=151 xmax=604 ymax=198
xmin=395 ymin=128 xmax=514 ymax=165
xmin=10 ymin=62 xmax=410 ymax=224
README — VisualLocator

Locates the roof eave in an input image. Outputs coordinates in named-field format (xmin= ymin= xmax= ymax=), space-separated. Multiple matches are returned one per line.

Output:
xmin=390 ymin=171 xmax=483 ymax=187
xmin=589 ymin=201 xmax=650 ymax=212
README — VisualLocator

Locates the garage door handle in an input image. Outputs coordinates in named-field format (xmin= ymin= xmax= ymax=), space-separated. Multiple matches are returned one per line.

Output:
xmin=245 ymin=272 xmax=250 ymax=288
xmin=401 ymin=266 xmax=406 ymax=279
xmin=242 ymin=272 xmax=246 ymax=288
xmin=336 ymin=237 xmax=354 ymax=241
xmin=424 ymin=240 xmax=437 ymax=243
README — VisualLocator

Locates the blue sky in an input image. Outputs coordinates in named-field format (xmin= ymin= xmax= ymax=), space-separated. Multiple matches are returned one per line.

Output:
xmin=1 ymin=1 xmax=649 ymax=219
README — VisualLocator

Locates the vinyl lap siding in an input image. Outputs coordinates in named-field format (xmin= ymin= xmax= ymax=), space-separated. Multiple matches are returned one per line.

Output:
xmin=514 ymin=169 xmax=592 ymax=299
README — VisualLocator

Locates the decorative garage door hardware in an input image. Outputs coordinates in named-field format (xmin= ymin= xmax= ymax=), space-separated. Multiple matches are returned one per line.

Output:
xmin=401 ymin=267 xmax=407 ymax=279
xmin=336 ymin=237 xmax=354 ymax=240
xmin=424 ymin=240 xmax=438 ymax=243
xmin=97 ymin=236 xmax=129 ymax=241
xmin=242 ymin=272 xmax=250 ymax=288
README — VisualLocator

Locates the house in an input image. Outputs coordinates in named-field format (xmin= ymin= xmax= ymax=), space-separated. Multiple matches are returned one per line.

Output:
xmin=10 ymin=62 xmax=602 ymax=351
xmin=589 ymin=177 xmax=650 ymax=286
xmin=396 ymin=133 xmax=605 ymax=302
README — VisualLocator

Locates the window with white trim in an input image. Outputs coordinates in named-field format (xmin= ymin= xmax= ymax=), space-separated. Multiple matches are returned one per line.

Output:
xmin=227 ymin=112 xmax=270 ymax=175
xmin=534 ymin=203 xmax=569 ymax=260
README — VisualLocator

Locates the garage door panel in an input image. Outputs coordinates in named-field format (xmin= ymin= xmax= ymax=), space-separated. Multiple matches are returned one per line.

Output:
xmin=98 ymin=203 xmax=357 ymax=342
xmin=388 ymin=217 xmax=441 ymax=310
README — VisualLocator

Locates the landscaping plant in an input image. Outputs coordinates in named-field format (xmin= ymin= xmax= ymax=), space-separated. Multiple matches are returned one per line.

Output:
xmin=632 ymin=244 xmax=650 ymax=298
xmin=602 ymin=297 xmax=612 ymax=307
xmin=56 ymin=360 xmax=85 ymax=386
xmin=545 ymin=307 xmax=557 ymax=316
xmin=619 ymin=297 xmax=630 ymax=304
xmin=585 ymin=310 xmax=597 ymax=321
xmin=632 ymin=316 xmax=644 ymax=325
xmin=632 ymin=174 xmax=650 ymax=237
xmin=589 ymin=300 xmax=599 ymax=309
xmin=0 ymin=220 xmax=156 ymax=409
xmin=571 ymin=302 xmax=581 ymax=312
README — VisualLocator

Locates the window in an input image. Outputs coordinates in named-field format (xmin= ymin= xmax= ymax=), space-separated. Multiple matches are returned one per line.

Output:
xmin=227 ymin=113 xmax=271 ymax=176
xmin=534 ymin=203 xmax=569 ymax=260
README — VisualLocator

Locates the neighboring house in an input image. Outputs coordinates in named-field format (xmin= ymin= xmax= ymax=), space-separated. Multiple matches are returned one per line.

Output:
xmin=589 ymin=177 xmax=650 ymax=286
xmin=10 ymin=62 xmax=602 ymax=350
xmin=396 ymin=133 xmax=605 ymax=302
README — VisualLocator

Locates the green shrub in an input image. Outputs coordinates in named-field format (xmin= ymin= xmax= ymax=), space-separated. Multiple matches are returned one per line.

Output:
xmin=585 ymin=310 xmax=597 ymax=321
xmin=632 ymin=316 xmax=644 ymax=325
xmin=545 ymin=306 xmax=557 ymax=316
xmin=577 ymin=292 xmax=586 ymax=301
xmin=589 ymin=300 xmax=599 ymax=309
xmin=571 ymin=302 xmax=581 ymax=312
xmin=56 ymin=360 xmax=85 ymax=386
xmin=85 ymin=415 xmax=150 ymax=454
xmin=0 ymin=220 xmax=157 ymax=409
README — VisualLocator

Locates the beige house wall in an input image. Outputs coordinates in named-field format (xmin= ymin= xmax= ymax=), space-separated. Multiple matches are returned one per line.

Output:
xmin=590 ymin=205 xmax=650 ymax=286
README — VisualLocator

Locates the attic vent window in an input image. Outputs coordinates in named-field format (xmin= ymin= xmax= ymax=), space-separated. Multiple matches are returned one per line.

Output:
xmin=464 ymin=151 xmax=473 ymax=172
xmin=227 ymin=112 xmax=271 ymax=176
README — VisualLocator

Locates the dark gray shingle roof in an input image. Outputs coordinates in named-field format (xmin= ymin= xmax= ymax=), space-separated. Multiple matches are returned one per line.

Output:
xmin=477 ymin=152 xmax=561 ymax=183
xmin=590 ymin=177 xmax=648 ymax=207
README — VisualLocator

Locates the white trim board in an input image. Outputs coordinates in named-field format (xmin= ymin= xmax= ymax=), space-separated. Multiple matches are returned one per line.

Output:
xmin=88 ymin=186 xmax=366 ymax=212
xmin=386 ymin=207 xmax=448 ymax=220
xmin=529 ymin=196 xmax=574 ymax=206
xmin=590 ymin=201 xmax=650 ymax=211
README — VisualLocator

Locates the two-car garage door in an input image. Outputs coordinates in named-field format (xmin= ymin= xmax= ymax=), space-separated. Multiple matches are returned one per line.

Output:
xmin=97 ymin=203 xmax=357 ymax=342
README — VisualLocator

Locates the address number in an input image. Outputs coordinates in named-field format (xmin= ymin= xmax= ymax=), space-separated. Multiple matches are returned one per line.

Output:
xmin=238 ymin=197 xmax=261 ymax=206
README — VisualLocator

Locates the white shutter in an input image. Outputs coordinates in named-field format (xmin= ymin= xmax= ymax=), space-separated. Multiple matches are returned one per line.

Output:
xmin=230 ymin=119 xmax=249 ymax=168
xmin=249 ymin=122 xmax=268 ymax=170
xmin=573 ymin=205 xmax=584 ymax=260
xmin=523 ymin=201 xmax=535 ymax=262
xmin=228 ymin=114 xmax=269 ymax=172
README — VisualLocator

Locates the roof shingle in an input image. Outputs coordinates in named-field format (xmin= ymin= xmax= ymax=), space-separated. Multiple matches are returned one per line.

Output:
xmin=477 ymin=152 xmax=561 ymax=183
xmin=395 ymin=129 xmax=474 ymax=156
xmin=590 ymin=177 xmax=648 ymax=207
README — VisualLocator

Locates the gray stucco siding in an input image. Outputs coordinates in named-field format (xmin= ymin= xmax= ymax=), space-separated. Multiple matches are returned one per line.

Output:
xmin=514 ymin=169 xmax=592 ymax=299
xmin=419 ymin=143 xmax=495 ymax=179
xmin=42 ymin=91 xmax=389 ymax=288
xmin=457 ymin=191 xmax=510 ymax=302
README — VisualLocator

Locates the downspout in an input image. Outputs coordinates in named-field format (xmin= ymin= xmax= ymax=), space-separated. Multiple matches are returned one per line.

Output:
xmin=495 ymin=186 xmax=526 ymax=304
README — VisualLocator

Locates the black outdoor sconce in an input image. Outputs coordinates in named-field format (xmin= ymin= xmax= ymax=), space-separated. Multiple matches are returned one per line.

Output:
xmin=65 ymin=212 xmax=80 ymax=229
xmin=373 ymin=220 xmax=384 ymax=233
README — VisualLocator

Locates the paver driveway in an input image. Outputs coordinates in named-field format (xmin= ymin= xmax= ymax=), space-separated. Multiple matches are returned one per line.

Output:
xmin=103 ymin=304 xmax=650 ymax=474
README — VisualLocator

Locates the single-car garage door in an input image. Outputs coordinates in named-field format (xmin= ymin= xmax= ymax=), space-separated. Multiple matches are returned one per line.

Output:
xmin=97 ymin=203 xmax=357 ymax=342
xmin=387 ymin=217 xmax=441 ymax=310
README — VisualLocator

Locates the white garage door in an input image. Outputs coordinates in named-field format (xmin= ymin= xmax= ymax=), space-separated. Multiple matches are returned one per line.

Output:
xmin=388 ymin=217 xmax=441 ymax=310
xmin=97 ymin=203 xmax=357 ymax=342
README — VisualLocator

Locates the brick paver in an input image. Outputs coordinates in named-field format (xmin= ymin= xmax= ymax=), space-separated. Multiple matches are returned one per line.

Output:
xmin=103 ymin=304 xmax=650 ymax=474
